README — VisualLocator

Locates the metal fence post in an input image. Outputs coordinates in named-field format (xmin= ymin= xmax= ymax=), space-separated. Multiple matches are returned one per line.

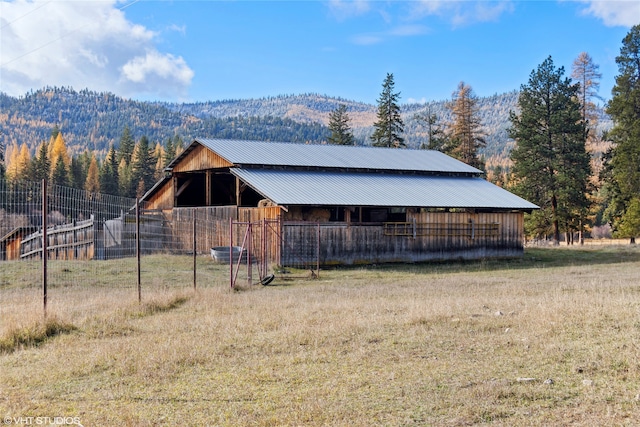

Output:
xmin=42 ymin=178 xmax=47 ymax=317
xmin=193 ymin=209 xmax=197 ymax=290
xmin=136 ymin=198 xmax=141 ymax=303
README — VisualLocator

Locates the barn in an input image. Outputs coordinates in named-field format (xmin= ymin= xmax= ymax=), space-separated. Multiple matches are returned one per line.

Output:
xmin=142 ymin=138 xmax=537 ymax=265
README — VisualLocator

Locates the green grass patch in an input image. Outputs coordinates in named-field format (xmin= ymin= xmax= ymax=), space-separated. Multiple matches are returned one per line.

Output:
xmin=0 ymin=316 xmax=76 ymax=354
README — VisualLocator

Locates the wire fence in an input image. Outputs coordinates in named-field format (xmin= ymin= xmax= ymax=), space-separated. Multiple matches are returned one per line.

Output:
xmin=1 ymin=179 xmax=321 ymax=327
xmin=0 ymin=181 xmax=248 ymax=329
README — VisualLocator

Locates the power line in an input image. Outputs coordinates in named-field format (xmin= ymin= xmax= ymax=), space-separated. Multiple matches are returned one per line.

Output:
xmin=0 ymin=0 xmax=141 ymax=68
xmin=0 ymin=1 xmax=52 ymax=30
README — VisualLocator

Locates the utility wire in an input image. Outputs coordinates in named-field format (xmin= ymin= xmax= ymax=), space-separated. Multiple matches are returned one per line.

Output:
xmin=1 ymin=0 xmax=140 ymax=68
xmin=0 ymin=1 xmax=52 ymax=30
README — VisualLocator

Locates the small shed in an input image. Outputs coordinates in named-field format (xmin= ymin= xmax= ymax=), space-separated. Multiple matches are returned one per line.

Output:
xmin=142 ymin=139 xmax=538 ymax=265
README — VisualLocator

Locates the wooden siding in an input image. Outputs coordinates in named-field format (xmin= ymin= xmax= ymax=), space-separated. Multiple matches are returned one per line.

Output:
xmin=171 ymin=206 xmax=237 ymax=254
xmin=21 ymin=219 xmax=95 ymax=260
xmin=170 ymin=206 xmax=282 ymax=258
xmin=173 ymin=144 xmax=233 ymax=173
xmin=6 ymin=236 xmax=22 ymax=260
xmin=146 ymin=179 xmax=174 ymax=210
xmin=282 ymin=211 xmax=524 ymax=266
xmin=238 ymin=206 xmax=282 ymax=222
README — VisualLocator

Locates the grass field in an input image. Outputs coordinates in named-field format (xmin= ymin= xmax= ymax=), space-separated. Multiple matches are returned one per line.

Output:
xmin=1 ymin=246 xmax=640 ymax=426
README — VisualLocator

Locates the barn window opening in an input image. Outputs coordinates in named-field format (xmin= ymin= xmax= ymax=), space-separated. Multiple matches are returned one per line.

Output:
xmin=175 ymin=174 xmax=205 ymax=207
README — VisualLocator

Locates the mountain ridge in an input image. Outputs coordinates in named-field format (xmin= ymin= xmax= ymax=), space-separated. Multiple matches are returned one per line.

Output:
xmin=0 ymin=87 xmax=611 ymax=171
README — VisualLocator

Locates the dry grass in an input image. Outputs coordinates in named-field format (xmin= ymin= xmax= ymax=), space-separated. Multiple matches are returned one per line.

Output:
xmin=1 ymin=246 xmax=640 ymax=426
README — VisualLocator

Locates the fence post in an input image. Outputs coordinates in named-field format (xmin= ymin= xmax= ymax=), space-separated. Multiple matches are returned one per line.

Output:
xmin=316 ymin=222 xmax=320 ymax=278
xmin=42 ymin=178 xmax=47 ymax=317
xmin=229 ymin=217 xmax=233 ymax=288
xmin=193 ymin=209 xmax=197 ymax=290
xmin=136 ymin=198 xmax=141 ymax=303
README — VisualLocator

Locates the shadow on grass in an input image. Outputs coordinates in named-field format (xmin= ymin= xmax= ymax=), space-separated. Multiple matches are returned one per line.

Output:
xmin=324 ymin=245 xmax=640 ymax=275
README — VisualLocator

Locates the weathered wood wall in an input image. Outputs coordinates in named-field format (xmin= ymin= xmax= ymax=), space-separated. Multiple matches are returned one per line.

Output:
xmin=21 ymin=219 xmax=95 ymax=260
xmin=282 ymin=211 xmax=524 ymax=266
xmin=170 ymin=206 xmax=282 ymax=260
xmin=173 ymin=145 xmax=233 ymax=173
xmin=146 ymin=178 xmax=174 ymax=211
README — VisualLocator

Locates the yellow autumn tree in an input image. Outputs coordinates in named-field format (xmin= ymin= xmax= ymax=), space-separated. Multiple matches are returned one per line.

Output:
xmin=48 ymin=132 xmax=71 ymax=171
xmin=153 ymin=142 xmax=165 ymax=181
xmin=7 ymin=143 xmax=32 ymax=181
xmin=84 ymin=155 xmax=100 ymax=193
xmin=5 ymin=143 xmax=21 ymax=180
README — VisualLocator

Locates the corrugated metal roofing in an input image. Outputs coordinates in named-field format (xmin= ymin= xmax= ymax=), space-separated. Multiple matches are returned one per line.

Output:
xmin=230 ymin=169 xmax=539 ymax=210
xmin=191 ymin=138 xmax=482 ymax=174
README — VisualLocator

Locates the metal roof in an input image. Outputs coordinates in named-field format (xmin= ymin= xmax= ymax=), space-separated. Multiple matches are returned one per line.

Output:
xmin=186 ymin=138 xmax=482 ymax=175
xmin=230 ymin=169 xmax=539 ymax=210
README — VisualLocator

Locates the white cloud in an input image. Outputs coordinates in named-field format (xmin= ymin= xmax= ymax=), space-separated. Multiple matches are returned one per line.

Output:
xmin=121 ymin=50 xmax=194 ymax=84
xmin=327 ymin=0 xmax=371 ymax=20
xmin=389 ymin=24 xmax=430 ymax=37
xmin=351 ymin=24 xmax=429 ymax=45
xmin=0 ymin=0 xmax=194 ymax=100
xmin=351 ymin=33 xmax=384 ymax=45
xmin=412 ymin=0 xmax=514 ymax=27
xmin=577 ymin=0 xmax=640 ymax=27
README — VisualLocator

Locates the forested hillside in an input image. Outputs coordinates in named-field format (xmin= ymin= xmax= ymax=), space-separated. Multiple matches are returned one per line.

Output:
xmin=1 ymin=86 xmax=610 ymax=164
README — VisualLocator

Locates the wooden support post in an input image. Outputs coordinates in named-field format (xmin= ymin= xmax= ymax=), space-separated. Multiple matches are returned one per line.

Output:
xmin=235 ymin=176 xmax=242 ymax=207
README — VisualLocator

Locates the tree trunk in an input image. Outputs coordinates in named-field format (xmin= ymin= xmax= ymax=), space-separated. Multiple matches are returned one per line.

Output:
xmin=551 ymin=195 xmax=560 ymax=245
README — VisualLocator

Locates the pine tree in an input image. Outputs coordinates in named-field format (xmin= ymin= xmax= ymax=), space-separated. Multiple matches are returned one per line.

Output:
xmin=371 ymin=73 xmax=405 ymax=148
xmin=572 ymin=52 xmax=604 ymax=242
xmin=414 ymin=105 xmax=445 ymax=151
xmin=31 ymin=142 xmax=51 ymax=182
xmin=173 ymin=134 xmax=185 ymax=156
xmin=51 ymin=156 xmax=69 ymax=187
xmin=446 ymin=82 xmax=486 ymax=170
xmin=69 ymin=156 xmax=86 ymax=189
xmin=130 ymin=136 xmax=155 ymax=196
xmin=118 ymin=158 xmax=132 ymax=197
xmin=164 ymin=137 xmax=176 ymax=166
xmin=117 ymin=126 xmax=135 ymax=166
xmin=100 ymin=145 xmax=120 ymax=196
xmin=603 ymin=25 xmax=640 ymax=243
xmin=508 ymin=56 xmax=590 ymax=244
xmin=327 ymin=104 xmax=355 ymax=145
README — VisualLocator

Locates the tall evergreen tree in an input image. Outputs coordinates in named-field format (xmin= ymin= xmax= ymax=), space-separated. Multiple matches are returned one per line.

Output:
xmin=508 ymin=56 xmax=590 ymax=244
xmin=327 ymin=104 xmax=355 ymax=145
xmin=118 ymin=158 xmax=132 ymax=198
xmin=69 ymin=156 xmax=86 ymax=189
xmin=117 ymin=126 xmax=135 ymax=166
xmin=371 ymin=73 xmax=405 ymax=148
xmin=414 ymin=105 xmax=445 ymax=151
xmin=164 ymin=137 xmax=176 ymax=166
xmin=51 ymin=156 xmax=69 ymax=187
xmin=30 ymin=142 xmax=51 ymax=182
xmin=446 ymin=82 xmax=486 ymax=170
xmin=572 ymin=52 xmax=604 ymax=241
xmin=130 ymin=135 xmax=156 ymax=196
xmin=100 ymin=145 xmax=120 ymax=196
xmin=604 ymin=25 xmax=640 ymax=242
xmin=173 ymin=134 xmax=185 ymax=156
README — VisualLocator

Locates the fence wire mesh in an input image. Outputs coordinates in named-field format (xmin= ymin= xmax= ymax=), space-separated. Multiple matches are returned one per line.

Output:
xmin=0 ymin=180 xmax=231 ymax=328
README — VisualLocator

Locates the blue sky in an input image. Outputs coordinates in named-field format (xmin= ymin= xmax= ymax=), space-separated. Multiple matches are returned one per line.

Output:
xmin=1 ymin=1 xmax=637 ymax=105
